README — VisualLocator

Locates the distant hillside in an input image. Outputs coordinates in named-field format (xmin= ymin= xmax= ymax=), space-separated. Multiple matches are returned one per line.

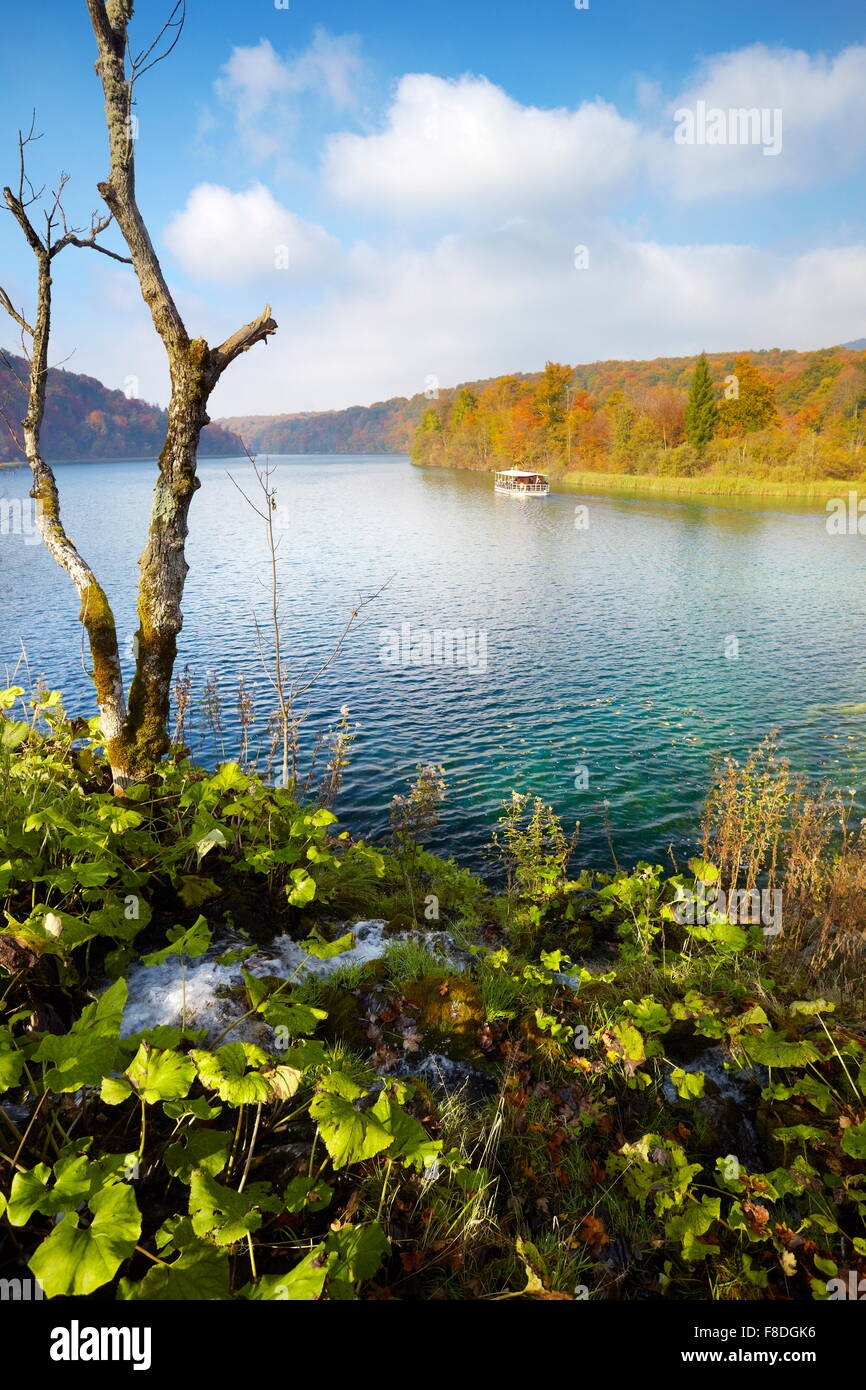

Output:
xmin=0 ymin=352 xmax=243 ymax=462
xmin=219 ymin=399 xmax=425 ymax=456
xmin=219 ymin=373 xmax=539 ymax=456
xmin=409 ymin=345 xmax=866 ymax=483
xmin=220 ymin=347 xmax=865 ymax=458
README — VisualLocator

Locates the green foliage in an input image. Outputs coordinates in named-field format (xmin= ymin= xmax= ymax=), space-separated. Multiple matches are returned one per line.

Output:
xmin=2 ymin=704 xmax=865 ymax=1303
xmin=684 ymin=352 xmax=718 ymax=451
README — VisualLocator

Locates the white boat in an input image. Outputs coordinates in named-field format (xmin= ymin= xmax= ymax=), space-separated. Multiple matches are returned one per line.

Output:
xmin=494 ymin=469 xmax=550 ymax=497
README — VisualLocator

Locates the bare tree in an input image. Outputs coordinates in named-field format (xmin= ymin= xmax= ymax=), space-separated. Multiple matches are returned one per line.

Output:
xmin=2 ymin=5 xmax=278 ymax=787
xmin=1 ymin=116 xmax=133 ymax=760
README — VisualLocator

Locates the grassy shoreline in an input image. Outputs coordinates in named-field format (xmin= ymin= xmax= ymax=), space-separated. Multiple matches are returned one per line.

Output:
xmin=558 ymin=469 xmax=854 ymax=507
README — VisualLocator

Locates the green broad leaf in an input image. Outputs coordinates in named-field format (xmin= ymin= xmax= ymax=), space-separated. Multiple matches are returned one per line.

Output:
xmin=687 ymin=858 xmax=719 ymax=884
xmin=625 ymin=997 xmax=671 ymax=1034
xmin=325 ymin=1222 xmax=390 ymax=1297
xmin=125 ymin=1044 xmax=196 ymax=1105
xmin=287 ymin=870 xmax=317 ymax=908
xmin=298 ymin=928 xmax=354 ymax=961
xmin=740 ymin=1254 xmax=770 ymax=1288
xmin=195 ymin=827 xmax=228 ymax=863
xmin=33 ymin=978 xmax=129 ymax=1092
xmin=681 ymin=1229 xmax=721 ymax=1261
xmin=241 ymin=1246 xmax=329 ymax=1301
xmin=177 ymin=875 xmax=222 ymax=909
xmin=0 ymin=720 xmax=30 ymax=751
xmin=607 ymin=1020 xmax=645 ymax=1067
xmin=309 ymin=1072 xmax=394 ymax=1169
xmin=263 ymin=1061 xmax=305 ymax=1101
xmin=283 ymin=1177 xmax=333 ymax=1214
xmin=141 ymin=916 xmax=212 ymax=966
xmin=0 ymin=685 xmax=25 ymax=709
xmin=101 ymin=808 xmax=143 ymax=835
xmin=262 ymin=996 xmax=328 ymax=1036
xmin=309 ymin=808 xmax=337 ymax=828
xmin=29 ymin=1182 xmax=141 ymax=1297
xmin=735 ymin=1005 xmax=770 ymax=1029
xmin=164 ymin=1130 xmax=231 ymax=1183
xmin=774 ymin=1124 xmax=828 ymax=1144
xmin=101 ymin=1075 xmax=134 ymax=1105
xmin=0 ymin=1036 xmax=24 ymax=1089
xmin=191 ymin=1042 xmax=271 ymax=1106
xmin=52 ymin=860 xmax=116 ymax=890
xmin=119 ymin=1240 xmax=231 ymax=1300
xmin=539 ymin=948 xmax=571 ymax=973
xmin=7 ymin=1150 xmax=105 ymax=1226
xmin=162 ymin=1096 xmax=222 ymax=1122
xmin=370 ymin=1091 xmax=441 ymax=1168
xmin=841 ymin=1120 xmax=866 ymax=1160
xmin=666 ymin=1196 xmax=721 ymax=1245
xmin=7 ymin=1164 xmax=55 ymax=1226
xmin=208 ymin=763 xmax=251 ymax=793
xmin=154 ymin=1214 xmax=196 ymax=1255
xmin=788 ymin=999 xmax=836 ymax=1016
xmin=762 ymin=1076 xmax=835 ymax=1114
xmin=740 ymin=1031 xmax=821 ymax=1068
xmin=213 ymin=944 xmax=257 ymax=968
xmin=189 ymin=1171 xmax=278 ymax=1246
xmin=686 ymin=919 xmax=748 ymax=950
xmin=670 ymin=1068 xmax=706 ymax=1100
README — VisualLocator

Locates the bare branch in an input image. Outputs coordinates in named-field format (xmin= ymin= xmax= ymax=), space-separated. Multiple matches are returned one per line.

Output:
xmin=0 ymin=400 xmax=25 ymax=456
xmin=0 ymin=289 xmax=34 ymax=337
xmin=207 ymin=305 xmax=277 ymax=385
xmin=130 ymin=1 xmax=186 ymax=85
xmin=52 ymin=230 xmax=132 ymax=264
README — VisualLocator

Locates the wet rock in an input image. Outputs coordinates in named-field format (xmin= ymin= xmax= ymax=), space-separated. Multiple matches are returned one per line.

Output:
xmin=382 ymin=1051 xmax=497 ymax=1105
xmin=663 ymin=1045 xmax=767 ymax=1171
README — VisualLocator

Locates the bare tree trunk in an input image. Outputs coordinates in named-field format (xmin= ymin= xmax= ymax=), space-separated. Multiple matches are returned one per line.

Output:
xmin=3 ymin=7 xmax=276 ymax=790
xmin=85 ymin=0 xmax=276 ymax=782
xmin=2 ymin=156 xmax=129 ymax=750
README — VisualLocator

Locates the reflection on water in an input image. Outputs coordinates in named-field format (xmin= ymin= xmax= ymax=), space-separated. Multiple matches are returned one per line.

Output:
xmin=1 ymin=454 xmax=865 ymax=872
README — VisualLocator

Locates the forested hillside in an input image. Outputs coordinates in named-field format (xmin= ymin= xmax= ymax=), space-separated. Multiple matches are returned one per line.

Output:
xmin=410 ymin=346 xmax=866 ymax=481
xmin=0 ymin=352 xmax=243 ymax=462
xmin=222 ymin=345 xmax=866 ymax=482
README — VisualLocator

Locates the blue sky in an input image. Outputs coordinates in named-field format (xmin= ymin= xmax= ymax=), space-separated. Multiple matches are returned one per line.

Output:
xmin=1 ymin=0 xmax=864 ymax=415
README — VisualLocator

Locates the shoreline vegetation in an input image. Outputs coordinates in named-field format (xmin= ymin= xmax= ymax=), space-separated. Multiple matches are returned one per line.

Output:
xmin=557 ymin=470 xmax=850 ymax=505
xmin=409 ymin=349 xmax=866 ymax=502
xmin=2 ymin=688 xmax=865 ymax=1303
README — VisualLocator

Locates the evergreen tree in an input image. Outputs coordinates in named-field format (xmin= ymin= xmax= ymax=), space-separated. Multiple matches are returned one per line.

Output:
xmin=684 ymin=352 xmax=718 ymax=451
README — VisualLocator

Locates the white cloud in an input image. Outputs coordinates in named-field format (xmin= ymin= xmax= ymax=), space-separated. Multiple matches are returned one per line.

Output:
xmin=45 ymin=41 xmax=866 ymax=416
xmin=659 ymin=43 xmax=866 ymax=198
xmin=324 ymin=73 xmax=644 ymax=218
xmin=205 ymin=225 xmax=866 ymax=415
xmin=162 ymin=183 xmax=341 ymax=285
xmin=215 ymin=30 xmax=365 ymax=162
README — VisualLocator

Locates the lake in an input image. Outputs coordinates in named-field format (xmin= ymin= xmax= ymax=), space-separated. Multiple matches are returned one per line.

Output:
xmin=1 ymin=454 xmax=865 ymax=874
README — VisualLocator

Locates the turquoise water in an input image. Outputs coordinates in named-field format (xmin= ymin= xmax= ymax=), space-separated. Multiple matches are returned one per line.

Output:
xmin=1 ymin=454 xmax=865 ymax=872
